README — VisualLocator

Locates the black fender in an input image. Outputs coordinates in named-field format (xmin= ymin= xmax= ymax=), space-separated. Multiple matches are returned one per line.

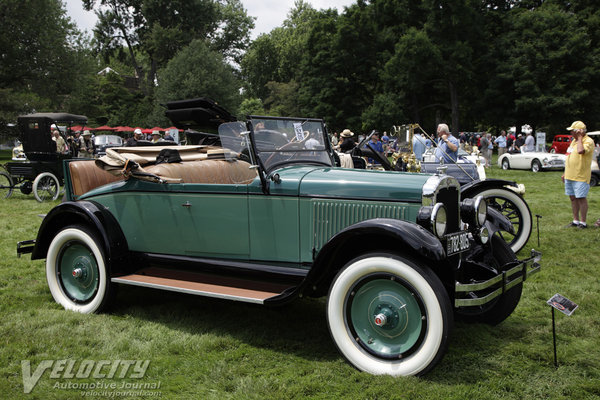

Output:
xmin=300 ymin=218 xmax=446 ymax=297
xmin=460 ymin=179 xmax=517 ymax=198
xmin=31 ymin=201 xmax=129 ymax=272
xmin=486 ymin=207 xmax=514 ymax=235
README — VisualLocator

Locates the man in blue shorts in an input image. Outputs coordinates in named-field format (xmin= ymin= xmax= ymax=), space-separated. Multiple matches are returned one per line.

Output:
xmin=562 ymin=121 xmax=595 ymax=228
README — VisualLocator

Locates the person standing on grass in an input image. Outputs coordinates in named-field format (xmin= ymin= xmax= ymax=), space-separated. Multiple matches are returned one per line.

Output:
xmin=562 ymin=121 xmax=595 ymax=228
xmin=495 ymin=130 xmax=507 ymax=157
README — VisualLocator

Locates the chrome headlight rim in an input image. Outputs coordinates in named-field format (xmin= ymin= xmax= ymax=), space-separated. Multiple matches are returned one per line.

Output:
xmin=431 ymin=202 xmax=447 ymax=238
xmin=474 ymin=196 xmax=487 ymax=227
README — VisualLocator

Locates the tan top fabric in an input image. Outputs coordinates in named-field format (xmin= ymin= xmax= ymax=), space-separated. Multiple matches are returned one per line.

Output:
xmin=564 ymin=135 xmax=595 ymax=183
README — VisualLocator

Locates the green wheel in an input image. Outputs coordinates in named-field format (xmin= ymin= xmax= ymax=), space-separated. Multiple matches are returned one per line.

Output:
xmin=46 ymin=225 xmax=112 ymax=313
xmin=327 ymin=253 xmax=452 ymax=376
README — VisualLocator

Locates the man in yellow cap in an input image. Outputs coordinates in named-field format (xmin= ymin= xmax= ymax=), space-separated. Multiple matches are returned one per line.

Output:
xmin=562 ymin=121 xmax=595 ymax=228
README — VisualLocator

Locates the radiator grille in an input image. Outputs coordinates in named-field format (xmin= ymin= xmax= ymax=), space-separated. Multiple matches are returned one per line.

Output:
xmin=312 ymin=199 xmax=409 ymax=251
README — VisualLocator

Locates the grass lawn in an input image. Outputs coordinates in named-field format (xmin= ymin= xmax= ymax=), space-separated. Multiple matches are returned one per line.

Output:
xmin=0 ymin=162 xmax=599 ymax=399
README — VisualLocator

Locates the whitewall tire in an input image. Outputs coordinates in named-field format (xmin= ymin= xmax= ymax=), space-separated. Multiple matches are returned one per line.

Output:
xmin=327 ymin=254 xmax=451 ymax=376
xmin=33 ymin=172 xmax=60 ymax=202
xmin=474 ymin=188 xmax=532 ymax=253
xmin=46 ymin=226 xmax=111 ymax=313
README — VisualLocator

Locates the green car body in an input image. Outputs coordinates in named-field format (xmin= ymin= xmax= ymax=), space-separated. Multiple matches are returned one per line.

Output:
xmin=19 ymin=110 xmax=541 ymax=377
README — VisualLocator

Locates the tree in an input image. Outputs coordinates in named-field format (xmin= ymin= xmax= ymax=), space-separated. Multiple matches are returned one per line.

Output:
xmin=84 ymin=0 xmax=254 ymax=94
xmin=0 ymin=0 xmax=93 ymax=126
xmin=238 ymin=98 xmax=265 ymax=119
xmin=493 ymin=6 xmax=593 ymax=133
xmin=151 ymin=39 xmax=242 ymax=125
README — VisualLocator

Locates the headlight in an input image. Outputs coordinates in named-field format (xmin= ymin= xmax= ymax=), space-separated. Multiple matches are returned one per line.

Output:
xmin=431 ymin=203 xmax=447 ymax=238
xmin=478 ymin=226 xmax=490 ymax=244
xmin=460 ymin=196 xmax=487 ymax=228
xmin=475 ymin=196 xmax=487 ymax=226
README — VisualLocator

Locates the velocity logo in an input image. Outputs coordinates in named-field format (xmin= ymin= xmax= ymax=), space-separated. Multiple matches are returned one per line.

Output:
xmin=21 ymin=359 xmax=150 ymax=393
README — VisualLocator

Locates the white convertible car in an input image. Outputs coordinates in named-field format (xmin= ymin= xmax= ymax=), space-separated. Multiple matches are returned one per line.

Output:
xmin=498 ymin=148 xmax=566 ymax=172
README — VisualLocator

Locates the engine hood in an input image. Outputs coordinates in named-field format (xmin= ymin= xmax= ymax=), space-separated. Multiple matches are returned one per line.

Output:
xmin=268 ymin=166 xmax=431 ymax=202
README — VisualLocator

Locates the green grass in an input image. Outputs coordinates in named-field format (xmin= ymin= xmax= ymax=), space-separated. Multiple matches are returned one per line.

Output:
xmin=1 ymin=165 xmax=599 ymax=399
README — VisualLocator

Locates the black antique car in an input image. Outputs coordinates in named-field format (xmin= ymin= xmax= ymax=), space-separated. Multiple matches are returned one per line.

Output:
xmin=348 ymin=128 xmax=533 ymax=254
xmin=1 ymin=113 xmax=87 ymax=201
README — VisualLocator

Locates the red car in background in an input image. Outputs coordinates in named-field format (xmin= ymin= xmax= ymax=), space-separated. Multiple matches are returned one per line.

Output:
xmin=550 ymin=134 xmax=572 ymax=154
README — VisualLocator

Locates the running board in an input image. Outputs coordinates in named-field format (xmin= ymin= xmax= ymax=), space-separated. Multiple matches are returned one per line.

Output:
xmin=111 ymin=267 xmax=296 ymax=304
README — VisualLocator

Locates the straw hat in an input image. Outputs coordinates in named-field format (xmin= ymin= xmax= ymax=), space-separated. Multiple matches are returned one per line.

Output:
xmin=340 ymin=129 xmax=354 ymax=138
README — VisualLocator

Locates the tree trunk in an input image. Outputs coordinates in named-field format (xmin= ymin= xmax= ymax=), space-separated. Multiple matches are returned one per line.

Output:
xmin=449 ymin=80 xmax=459 ymax=135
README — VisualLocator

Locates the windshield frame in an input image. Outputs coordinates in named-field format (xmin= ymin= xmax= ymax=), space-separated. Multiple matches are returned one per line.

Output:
xmin=246 ymin=115 xmax=335 ymax=175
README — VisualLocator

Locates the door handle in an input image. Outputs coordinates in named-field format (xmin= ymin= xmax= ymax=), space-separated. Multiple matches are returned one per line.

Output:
xmin=182 ymin=201 xmax=192 ymax=208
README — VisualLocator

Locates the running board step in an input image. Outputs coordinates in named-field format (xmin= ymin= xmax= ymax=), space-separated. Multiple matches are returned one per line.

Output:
xmin=111 ymin=267 xmax=296 ymax=304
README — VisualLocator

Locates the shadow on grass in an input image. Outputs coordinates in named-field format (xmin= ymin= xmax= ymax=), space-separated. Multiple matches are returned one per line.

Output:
xmin=107 ymin=283 xmax=536 ymax=381
xmin=109 ymin=284 xmax=340 ymax=362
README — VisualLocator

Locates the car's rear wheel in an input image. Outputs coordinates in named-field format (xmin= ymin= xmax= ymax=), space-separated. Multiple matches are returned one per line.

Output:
xmin=46 ymin=225 xmax=112 ymax=313
xmin=455 ymin=236 xmax=522 ymax=325
xmin=33 ymin=172 xmax=60 ymax=202
xmin=501 ymin=158 xmax=510 ymax=170
xmin=531 ymin=159 xmax=541 ymax=172
xmin=590 ymin=175 xmax=598 ymax=187
xmin=0 ymin=171 xmax=14 ymax=199
xmin=327 ymin=253 xmax=452 ymax=376
xmin=472 ymin=187 xmax=532 ymax=254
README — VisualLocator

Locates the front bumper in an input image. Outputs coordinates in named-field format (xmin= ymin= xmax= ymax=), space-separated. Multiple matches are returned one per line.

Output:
xmin=454 ymin=249 xmax=541 ymax=307
xmin=17 ymin=240 xmax=35 ymax=258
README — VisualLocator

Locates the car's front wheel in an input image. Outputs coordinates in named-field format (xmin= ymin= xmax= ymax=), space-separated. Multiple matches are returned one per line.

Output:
xmin=46 ymin=225 xmax=112 ymax=313
xmin=590 ymin=175 xmax=598 ymax=187
xmin=327 ymin=253 xmax=452 ymax=376
xmin=501 ymin=158 xmax=510 ymax=170
xmin=531 ymin=159 xmax=541 ymax=172
xmin=472 ymin=187 xmax=532 ymax=253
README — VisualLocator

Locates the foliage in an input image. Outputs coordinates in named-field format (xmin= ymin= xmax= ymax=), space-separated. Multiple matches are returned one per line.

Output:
xmin=152 ymin=40 xmax=242 ymax=125
xmin=0 ymin=0 xmax=94 ymax=127
xmin=1 ymin=167 xmax=599 ymax=398
xmin=238 ymin=98 xmax=265 ymax=119
xmin=240 ymin=0 xmax=600 ymax=135
xmin=84 ymin=0 xmax=254 ymax=93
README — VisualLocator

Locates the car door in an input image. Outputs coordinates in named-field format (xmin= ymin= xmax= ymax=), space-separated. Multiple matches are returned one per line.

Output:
xmin=96 ymin=182 xmax=250 ymax=259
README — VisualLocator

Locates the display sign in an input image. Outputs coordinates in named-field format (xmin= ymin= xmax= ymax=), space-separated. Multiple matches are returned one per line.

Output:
xmin=536 ymin=132 xmax=546 ymax=152
xmin=547 ymin=293 xmax=578 ymax=316
xmin=293 ymin=123 xmax=305 ymax=141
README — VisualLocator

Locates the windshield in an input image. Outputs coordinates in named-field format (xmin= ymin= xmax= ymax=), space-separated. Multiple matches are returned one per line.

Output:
xmin=95 ymin=135 xmax=123 ymax=145
xmin=249 ymin=116 xmax=333 ymax=172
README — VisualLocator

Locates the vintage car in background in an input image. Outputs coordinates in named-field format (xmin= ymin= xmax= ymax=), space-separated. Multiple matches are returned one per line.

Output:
xmin=1 ymin=113 xmax=88 ymax=202
xmin=18 ymin=99 xmax=541 ymax=377
xmin=94 ymin=134 xmax=123 ymax=156
xmin=549 ymin=134 xmax=572 ymax=154
xmin=351 ymin=129 xmax=532 ymax=255
xmin=498 ymin=147 xmax=566 ymax=172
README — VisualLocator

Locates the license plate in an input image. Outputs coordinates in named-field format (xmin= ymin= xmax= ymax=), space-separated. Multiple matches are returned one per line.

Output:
xmin=445 ymin=231 xmax=471 ymax=256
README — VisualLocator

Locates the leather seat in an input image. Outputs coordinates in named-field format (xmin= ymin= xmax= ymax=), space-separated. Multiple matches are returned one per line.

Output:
xmin=144 ymin=160 xmax=257 ymax=184
xmin=69 ymin=160 xmax=123 ymax=197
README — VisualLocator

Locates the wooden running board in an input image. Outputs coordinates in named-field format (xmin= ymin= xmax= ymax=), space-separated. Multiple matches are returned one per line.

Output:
xmin=111 ymin=267 xmax=296 ymax=304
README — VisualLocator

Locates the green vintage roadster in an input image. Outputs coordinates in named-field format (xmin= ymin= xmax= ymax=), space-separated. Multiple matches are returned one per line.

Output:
xmin=18 ymin=101 xmax=540 ymax=376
